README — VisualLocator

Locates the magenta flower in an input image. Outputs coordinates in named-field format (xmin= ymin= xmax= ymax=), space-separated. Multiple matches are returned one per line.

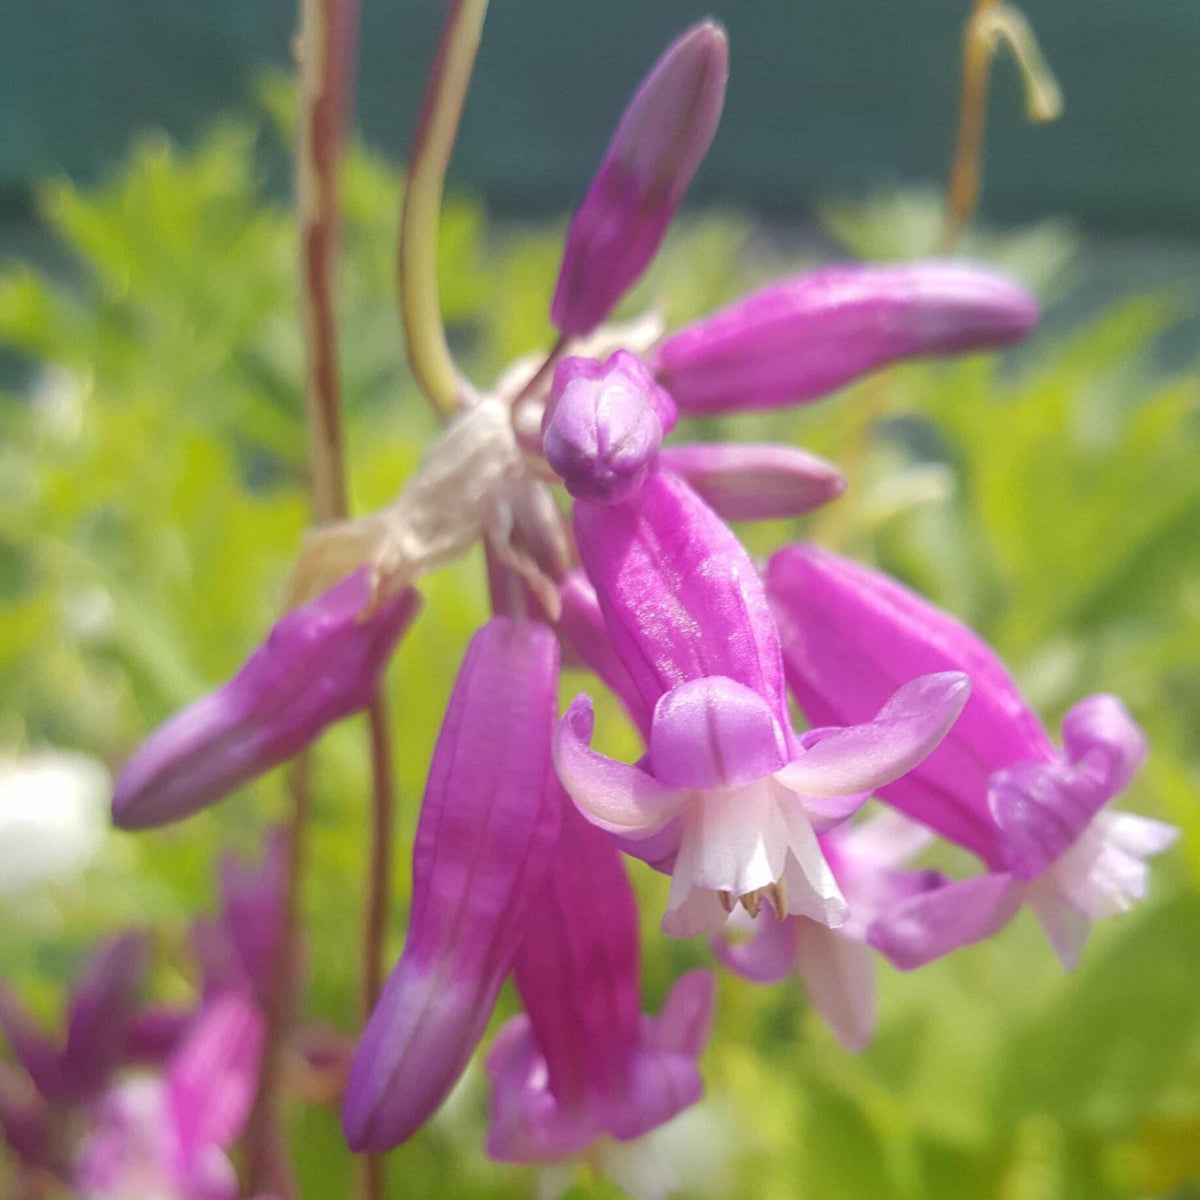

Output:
xmin=113 ymin=570 xmax=419 ymax=829
xmin=714 ymin=813 xmax=942 ymax=1051
xmin=487 ymin=802 xmax=714 ymax=1197
xmin=73 ymin=993 xmax=264 ymax=1200
xmin=343 ymin=617 xmax=562 ymax=1152
xmin=767 ymin=543 xmax=1178 ymax=969
xmin=556 ymin=470 xmax=970 ymax=937
xmin=551 ymin=22 xmax=729 ymax=338
xmin=653 ymin=263 xmax=1038 ymax=416
xmin=0 ymin=932 xmax=148 ymax=1110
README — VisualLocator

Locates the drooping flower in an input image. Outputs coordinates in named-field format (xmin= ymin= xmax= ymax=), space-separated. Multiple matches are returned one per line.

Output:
xmin=551 ymin=22 xmax=729 ymax=338
xmin=343 ymin=617 xmax=562 ymax=1152
xmin=73 ymin=993 xmax=264 ymax=1200
xmin=556 ymin=469 xmax=970 ymax=937
xmin=487 ymin=800 xmax=714 ymax=1199
xmin=766 ymin=543 xmax=1178 ymax=969
xmin=713 ymin=812 xmax=942 ymax=1051
xmin=113 ymin=570 xmax=420 ymax=829
xmin=653 ymin=263 xmax=1038 ymax=416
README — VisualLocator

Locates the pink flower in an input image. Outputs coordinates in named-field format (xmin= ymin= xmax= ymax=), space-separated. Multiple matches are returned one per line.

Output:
xmin=767 ymin=543 xmax=1178 ymax=969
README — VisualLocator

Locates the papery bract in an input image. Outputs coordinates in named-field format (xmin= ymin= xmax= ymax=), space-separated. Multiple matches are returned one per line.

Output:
xmin=551 ymin=22 xmax=728 ymax=337
xmin=343 ymin=618 xmax=562 ymax=1152
xmin=114 ymin=570 xmax=419 ymax=829
xmin=654 ymin=263 xmax=1038 ymax=415
xmin=767 ymin=543 xmax=1177 ymax=968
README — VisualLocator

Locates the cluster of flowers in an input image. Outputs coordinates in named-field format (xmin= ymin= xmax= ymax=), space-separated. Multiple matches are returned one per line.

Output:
xmin=2 ymin=19 xmax=1176 ymax=1200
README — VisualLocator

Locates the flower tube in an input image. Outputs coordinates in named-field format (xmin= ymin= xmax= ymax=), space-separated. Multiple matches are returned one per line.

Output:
xmin=654 ymin=263 xmax=1038 ymax=415
xmin=343 ymin=617 xmax=562 ymax=1152
xmin=113 ymin=570 xmax=419 ymax=829
xmin=766 ymin=543 xmax=1178 ymax=968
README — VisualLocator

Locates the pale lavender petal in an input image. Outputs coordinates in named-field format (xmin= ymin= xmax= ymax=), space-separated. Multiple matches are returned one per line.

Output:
xmin=611 ymin=816 xmax=683 ymax=874
xmin=649 ymin=677 xmax=789 ymax=790
xmin=554 ymin=695 xmax=685 ymax=838
xmin=711 ymin=912 xmax=800 ymax=984
xmin=1027 ymin=889 xmax=1092 ymax=970
xmin=1060 ymin=694 xmax=1146 ymax=795
xmin=767 ymin=543 xmax=1054 ymax=863
xmin=551 ymin=22 xmax=728 ymax=337
xmin=775 ymin=672 xmax=970 ymax=799
xmin=543 ymin=352 xmax=674 ymax=504
xmin=558 ymin=569 xmax=653 ymax=737
xmin=575 ymin=470 xmax=789 ymax=727
xmin=655 ymin=263 xmax=1037 ymax=415
xmin=793 ymin=921 xmax=877 ymax=1052
xmin=113 ymin=571 xmax=420 ymax=829
xmin=658 ymin=444 xmax=846 ymax=521
xmin=168 ymin=994 xmax=264 ymax=1167
xmin=644 ymin=970 xmax=716 ymax=1059
xmin=344 ymin=618 xmax=562 ymax=1153
xmin=868 ymin=873 xmax=1024 ymax=969
xmin=62 ymin=932 xmax=149 ymax=1100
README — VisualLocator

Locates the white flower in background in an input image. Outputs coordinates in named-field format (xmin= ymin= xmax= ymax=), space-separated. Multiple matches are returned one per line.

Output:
xmin=0 ymin=751 xmax=109 ymax=895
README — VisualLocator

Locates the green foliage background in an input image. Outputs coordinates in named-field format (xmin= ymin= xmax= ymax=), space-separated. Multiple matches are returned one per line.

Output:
xmin=1 ymin=81 xmax=1198 ymax=1199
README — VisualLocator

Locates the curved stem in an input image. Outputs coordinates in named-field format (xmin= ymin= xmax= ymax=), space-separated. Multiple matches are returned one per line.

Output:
xmin=400 ymin=0 xmax=490 ymax=416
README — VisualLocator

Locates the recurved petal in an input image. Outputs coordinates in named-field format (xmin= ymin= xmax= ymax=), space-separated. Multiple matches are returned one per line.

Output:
xmin=1061 ymin=694 xmax=1147 ymax=795
xmin=711 ymin=912 xmax=799 ymax=984
xmin=658 ymin=444 xmax=845 ymax=521
xmin=555 ymin=695 xmax=685 ymax=838
xmin=344 ymin=618 xmax=562 ymax=1153
xmin=646 ymin=970 xmax=716 ymax=1060
xmin=867 ymin=873 xmax=1023 ymax=969
xmin=0 ymin=987 xmax=62 ymax=1101
xmin=113 ymin=571 xmax=419 ymax=829
xmin=775 ymin=672 xmax=971 ymax=800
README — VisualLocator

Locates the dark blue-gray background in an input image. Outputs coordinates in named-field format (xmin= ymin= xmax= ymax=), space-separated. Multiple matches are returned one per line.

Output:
xmin=2 ymin=0 xmax=1198 ymax=233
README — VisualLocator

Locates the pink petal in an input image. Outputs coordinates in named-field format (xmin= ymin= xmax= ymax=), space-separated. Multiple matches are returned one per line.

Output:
xmin=775 ymin=672 xmax=970 ymax=799
xmin=168 ymin=993 xmax=264 ymax=1166
xmin=712 ymin=912 xmax=800 ymax=984
xmin=554 ymin=695 xmax=685 ymax=838
xmin=868 ymin=873 xmax=1024 ymax=969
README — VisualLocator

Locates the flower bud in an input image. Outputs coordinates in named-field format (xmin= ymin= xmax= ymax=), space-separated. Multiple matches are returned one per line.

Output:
xmin=551 ymin=22 xmax=728 ymax=337
xmin=543 ymin=351 xmax=674 ymax=503
xmin=113 ymin=571 xmax=419 ymax=829
xmin=654 ymin=263 xmax=1039 ymax=415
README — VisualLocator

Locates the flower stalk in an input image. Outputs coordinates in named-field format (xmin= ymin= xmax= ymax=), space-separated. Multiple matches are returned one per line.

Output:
xmin=940 ymin=0 xmax=1062 ymax=250
xmin=400 ymin=0 xmax=490 ymax=417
